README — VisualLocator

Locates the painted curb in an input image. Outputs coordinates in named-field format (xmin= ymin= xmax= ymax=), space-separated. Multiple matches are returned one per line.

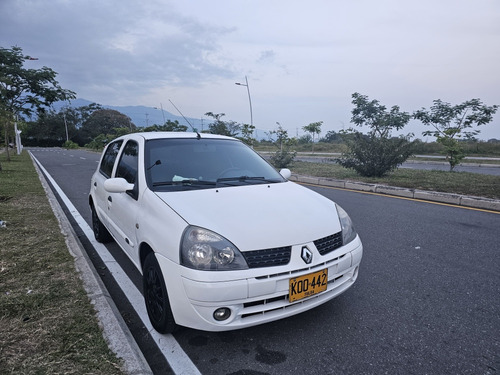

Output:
xmin=290 ymin=174 xmax=500 ymax=212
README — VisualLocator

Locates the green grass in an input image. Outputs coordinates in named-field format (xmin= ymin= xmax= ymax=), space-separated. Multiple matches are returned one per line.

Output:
xmin=290 ymin=160 xmax=500 ymax=200
xmin=0 ymin=152 xmax=123 ymax=374
xmin=407 ymin=156 xmax=500 ymax=165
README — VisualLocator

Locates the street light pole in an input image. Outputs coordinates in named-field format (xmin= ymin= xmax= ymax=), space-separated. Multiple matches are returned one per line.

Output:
xmin=235 ymin=76 xmax=253 ymax=128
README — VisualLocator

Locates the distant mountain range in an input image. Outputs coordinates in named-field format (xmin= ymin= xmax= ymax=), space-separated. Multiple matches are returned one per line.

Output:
xmin=53 ymin=98 xmax=205 ymax=131
xmin=52 ymin=98 xmax=271 ymax=140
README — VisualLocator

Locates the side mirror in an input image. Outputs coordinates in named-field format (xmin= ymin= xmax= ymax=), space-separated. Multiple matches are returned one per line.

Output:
xmin=279 ymin=168 xmax=291 ymax=179
xmin=104 ymin=178 xmax=135 ymax=193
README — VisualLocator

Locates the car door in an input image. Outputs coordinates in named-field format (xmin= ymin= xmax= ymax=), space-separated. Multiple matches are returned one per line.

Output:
xmin=92 ymin=140 xmax=123 ymax=228
xmin=105 ymin=139 xmax=142 ymax=264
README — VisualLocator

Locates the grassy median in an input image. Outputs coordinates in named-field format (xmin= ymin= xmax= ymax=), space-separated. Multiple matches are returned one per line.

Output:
xmin=290 ymin=160 xmax=500 ymax=200
xmin=0 ymin=151 xmax=123 ymax=374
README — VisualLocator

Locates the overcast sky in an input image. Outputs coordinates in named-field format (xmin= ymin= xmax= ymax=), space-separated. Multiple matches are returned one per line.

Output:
xmin=1 ymin=0 xmax=499 ymax=140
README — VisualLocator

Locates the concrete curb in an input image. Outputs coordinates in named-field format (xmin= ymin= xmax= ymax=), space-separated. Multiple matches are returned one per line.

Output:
xmin=31 ymin=155 xmax=152 ymax=375
xmin=290 ymin=174 xmax=500 ymax=212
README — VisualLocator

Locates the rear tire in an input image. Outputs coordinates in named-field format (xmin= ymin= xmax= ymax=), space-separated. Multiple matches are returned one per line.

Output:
xmin=143 ymin=253 xmax=177 ymax=333
xmin=91 ymin=205 xmax=112 ymax=243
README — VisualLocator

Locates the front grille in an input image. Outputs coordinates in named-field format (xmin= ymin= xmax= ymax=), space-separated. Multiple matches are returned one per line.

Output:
xmin=240 ymin=274 xmax=349 ymax=319
xmin=243 ymin=246 xmax=291 ymax=268
xmin=314 ymin=232 xmax=343 ymax=256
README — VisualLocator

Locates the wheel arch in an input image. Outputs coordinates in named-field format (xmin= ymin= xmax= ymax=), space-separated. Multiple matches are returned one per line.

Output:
xmin=139 ymin=242 xmax=155 ymax=271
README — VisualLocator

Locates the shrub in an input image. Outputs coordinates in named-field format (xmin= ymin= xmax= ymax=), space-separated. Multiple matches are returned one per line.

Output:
xmin=337 ymin=133 xmax=415 ymax=177
xmin=270 ymin=149 xmax=297 ymax=169
xmin=62 ymin=140 xmax=78 ymax=149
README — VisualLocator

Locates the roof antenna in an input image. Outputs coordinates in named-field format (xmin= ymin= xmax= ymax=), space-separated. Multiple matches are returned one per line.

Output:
xmin=168 ymin=99 xmax=201 ymax=139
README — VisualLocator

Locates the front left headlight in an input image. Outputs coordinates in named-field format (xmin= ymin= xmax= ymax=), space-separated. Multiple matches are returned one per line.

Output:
xmin=336 ymin=204 xmax=357 ymax=245
xmin=180 ymin=226 xmax=249 ymax=271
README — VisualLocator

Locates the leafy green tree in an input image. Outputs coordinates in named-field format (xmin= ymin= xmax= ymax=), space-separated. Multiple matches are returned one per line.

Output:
xmin=24 ymin=104 xmax=98 ymax=146
xmin=79 ymin=109 xmax=135 ymax=144
xmin=205 ymin=112 xmax=240 ymax=136
xmin=302 ymin=121 xmax=322 ymax=152
xmin=23 ymin=109 xmax=72 ymax=146
xmin=267 ymin=123 xmax=297 ymax=168
xmin=73 ymin=103 xmax=102 ymax=128
xmin=239 ymin=123 xmax=255 ymax=146
xmin=321 ymin=130 xmax=342 ymax=143
xmin=0 ymin=104 xmax=12 ymax=155
xmin=337 ymin=93 xmax=415 ymax=177
xmin=143 ymin=119 xmax=188 ymax=132
xmin=413 ymin=99 xmax=499 ymax=171
xmin=0 ymin=46 xmax=75 ymax=165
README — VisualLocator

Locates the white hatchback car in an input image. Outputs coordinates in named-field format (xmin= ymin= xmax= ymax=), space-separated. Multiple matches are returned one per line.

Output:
xmin=89 ymin=132 xmax=362 ymax=333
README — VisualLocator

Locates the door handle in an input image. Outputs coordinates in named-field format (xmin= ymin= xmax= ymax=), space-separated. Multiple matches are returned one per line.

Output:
xmin=107 ymin=196 xmax=112 ymax=202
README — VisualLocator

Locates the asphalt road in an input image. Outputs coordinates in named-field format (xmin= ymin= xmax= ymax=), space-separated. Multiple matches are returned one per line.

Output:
xmin=30 ymin=148 xmax=500 ymax=375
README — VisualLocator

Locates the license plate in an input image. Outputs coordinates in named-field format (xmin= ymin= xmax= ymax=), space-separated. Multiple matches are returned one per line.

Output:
xmin=289 ymin=269 xmax=328 ymax=302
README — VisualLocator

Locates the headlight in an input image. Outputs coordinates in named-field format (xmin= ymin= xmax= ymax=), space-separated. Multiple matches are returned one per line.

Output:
xmin=336 ymin=204 xmax=357 ymax=245
xmin=180 ymin=226 xmax=249 ymax=270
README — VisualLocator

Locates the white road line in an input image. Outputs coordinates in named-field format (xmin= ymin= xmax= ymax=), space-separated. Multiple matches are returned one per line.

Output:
xmin=30 ymin=153 xmax=201 ymax=375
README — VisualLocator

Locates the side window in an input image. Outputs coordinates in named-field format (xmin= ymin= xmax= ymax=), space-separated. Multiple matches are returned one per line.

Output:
xmin=99 ymin=141 xmax=123 ymax=178
xmin=116 ymin=141 xmax=139 ymax=184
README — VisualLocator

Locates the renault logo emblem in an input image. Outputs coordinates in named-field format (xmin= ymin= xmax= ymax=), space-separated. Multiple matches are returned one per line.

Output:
xmin=301 ymin=246 xmax=313 ymax=264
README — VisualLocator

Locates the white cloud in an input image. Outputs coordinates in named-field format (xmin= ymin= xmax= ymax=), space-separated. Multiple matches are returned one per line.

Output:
xmin=1 ymin=0 xmax=499 ymax=139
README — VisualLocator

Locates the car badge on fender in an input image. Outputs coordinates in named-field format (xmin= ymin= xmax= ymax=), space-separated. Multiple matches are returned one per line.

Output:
xmin=301 ymin=246 xmax=313 ymax=264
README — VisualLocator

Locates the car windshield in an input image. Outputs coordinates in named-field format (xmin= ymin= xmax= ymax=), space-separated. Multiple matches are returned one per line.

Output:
xmin=145 ymin=138 xmax=285 ymax=191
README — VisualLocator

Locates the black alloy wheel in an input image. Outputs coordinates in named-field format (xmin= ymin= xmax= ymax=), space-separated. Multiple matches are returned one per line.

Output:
xmin=143 ymin=253 xmax=176 ymax=333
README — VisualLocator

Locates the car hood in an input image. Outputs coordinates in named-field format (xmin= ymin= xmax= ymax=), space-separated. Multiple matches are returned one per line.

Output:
xmin=154 ymin=181 xmax=341 ymax=251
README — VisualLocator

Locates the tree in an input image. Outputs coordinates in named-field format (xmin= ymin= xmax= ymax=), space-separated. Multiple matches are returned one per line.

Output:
xmin=321 ymin=130 xmax=342 ymax=143
xmin=79 ymin=109 xmax=135 ymax=144
xmin=302 ymin=121 xmax=322 ymax=152
xmin=0 ymin=46 xmax=75 ymax=166
xmin=73 ymin=103 xmax=102 ymax=128
xmin=22 ymin=103 xmax=103 ymax=147
xmin=337 ymin=93 xmax=415 ymax=177
xmin=205 ymin=112 xmax=240 ymax=136
xmin=239 ymin=123 xmax=255 ymax=146
xmin=143 ymin=120 xmax=188 ymax=133
xmin=267 ymin=123 xmax=297 ymax=168
xmin=413 ymin=99 xmax=499 ymax=171
xmin=24 ymin=109 xmax=74 ymax=146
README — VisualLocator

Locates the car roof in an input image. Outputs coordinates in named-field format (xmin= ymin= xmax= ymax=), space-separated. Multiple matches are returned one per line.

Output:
xmin=120 ymin=132 xmax=237 ymax=141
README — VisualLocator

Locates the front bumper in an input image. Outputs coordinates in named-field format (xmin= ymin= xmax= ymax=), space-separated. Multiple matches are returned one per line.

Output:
xmin=157 ymin=236 xmax=363 ymax=332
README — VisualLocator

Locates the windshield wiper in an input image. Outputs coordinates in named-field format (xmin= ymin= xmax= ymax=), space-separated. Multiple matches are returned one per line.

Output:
xmin=216 ymin=176 xmax=279 ymax=185
xmin=153 ymin=179 xmax=216 ymax=187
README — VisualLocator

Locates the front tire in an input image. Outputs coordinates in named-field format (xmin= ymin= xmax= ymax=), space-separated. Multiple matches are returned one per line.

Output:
xmin=143 ymin=253 xmax=177 ymax=333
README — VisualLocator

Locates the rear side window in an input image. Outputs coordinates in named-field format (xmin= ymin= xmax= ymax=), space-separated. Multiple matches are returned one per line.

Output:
xmin=99 ymin=141 xmax=123 ymax=178
xmin=116 ymin=141 xmax=139 ymax=184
